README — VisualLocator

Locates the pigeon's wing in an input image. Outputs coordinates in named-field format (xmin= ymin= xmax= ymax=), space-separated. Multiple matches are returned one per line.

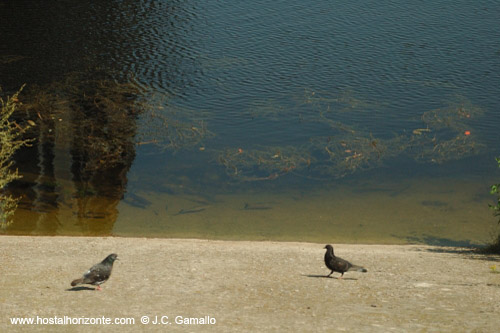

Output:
xmin=82 ymin=263 xmax=110 ymax=284
xmin=332 ymin=257 xmax=353 ymax=272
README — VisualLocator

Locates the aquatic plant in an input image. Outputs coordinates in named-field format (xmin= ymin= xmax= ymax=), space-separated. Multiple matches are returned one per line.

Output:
xmin=217 ymin=145 xmax=310 ymax=181
xmin=0 ymin=85 xmax=33 ymax=228
xmin=482 ymin=157 xmax=500 ymax=254
xmin=214 ymin=91 xmax=484 ymax=182
xmin=489 ymin=157 xmax=500 ymax=223
xmin=137 ymin=97 xmax=214 ymax=152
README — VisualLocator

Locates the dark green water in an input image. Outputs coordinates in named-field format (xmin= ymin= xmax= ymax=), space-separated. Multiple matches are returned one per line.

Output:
xmin=1 ymin=0 xmax=499 ymax=245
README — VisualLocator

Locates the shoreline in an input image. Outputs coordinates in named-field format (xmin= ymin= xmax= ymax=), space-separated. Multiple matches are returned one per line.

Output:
xmin=1 ymin=236 xmax=500 ymax=332
xmin=0 ymin=232 xmax=490 ymax=248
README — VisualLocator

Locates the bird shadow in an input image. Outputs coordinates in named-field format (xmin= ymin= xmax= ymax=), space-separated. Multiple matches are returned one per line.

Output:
xmin=302 ymin=274 xmax=358 ymax=280
xmin=66 ymin=286 xmax=97 ymax=292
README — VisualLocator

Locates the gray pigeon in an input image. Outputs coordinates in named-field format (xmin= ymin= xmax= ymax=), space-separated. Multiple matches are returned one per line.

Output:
xmin=324 ymin=245 xmax=367 ymax=278
xmin=71 ymin=253 xmax=118 ymax=290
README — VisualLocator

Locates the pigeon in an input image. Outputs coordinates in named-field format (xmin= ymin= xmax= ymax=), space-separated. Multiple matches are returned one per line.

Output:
xmin=71 ymin=253 xmax=118 ymax=290
xmin=324 ymin=245 xmax=367 ymax=279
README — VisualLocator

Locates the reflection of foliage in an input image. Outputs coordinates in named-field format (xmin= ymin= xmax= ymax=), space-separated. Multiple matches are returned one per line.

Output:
xmin=6 ymin=72 xmax=149 ymax=224
xmin=0 ymin=86 xmax=33 ymax=227
xmin=21 ymin=72 xmax=214 ymax=165
xmin=21 ymin=73 xmax=141 ymax=181
xmin=71 ymin=78 xmax=139 ymax=181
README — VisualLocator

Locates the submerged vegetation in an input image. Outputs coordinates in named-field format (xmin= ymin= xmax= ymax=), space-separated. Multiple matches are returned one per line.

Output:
xmin=0 ymin=85 xmax=33 ymax=228
xmin=137 ymin=94 xmax=214 ymax=151
xmin=213 ymin=90 xmax=484 ymax=182
xmin=483 ymin=157 xmax=500 ymax=254
xmin=0 ymin=70 xmax=489 ymax=233
xmin=12 ymin=71 xmax=485 ymax=187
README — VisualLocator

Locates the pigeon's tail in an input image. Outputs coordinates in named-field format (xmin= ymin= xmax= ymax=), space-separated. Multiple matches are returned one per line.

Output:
xmin=349 ymin=265 xmax=368 ymax=273
xmin=71 ymin=278 xmax=84 ymax=286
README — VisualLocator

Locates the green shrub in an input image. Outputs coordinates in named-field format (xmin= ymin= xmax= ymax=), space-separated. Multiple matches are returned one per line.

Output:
xmin=489 ymin=157 xmax=500 ymax=222
xmin=483 ymin=157 xmax=500 ymax=254
xmin=0 ymin=85 xmax=32 ymax=228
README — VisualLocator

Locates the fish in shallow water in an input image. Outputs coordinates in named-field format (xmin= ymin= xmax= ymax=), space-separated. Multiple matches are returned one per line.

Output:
xmin=122 ymin=193 xmax=151 ymax=209
xmin=174 ymin=205 xmax=210 ymax=216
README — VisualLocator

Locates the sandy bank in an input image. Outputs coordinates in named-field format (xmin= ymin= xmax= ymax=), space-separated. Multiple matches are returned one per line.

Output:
xmin=1 ymin=236 xmax=499 ymax=332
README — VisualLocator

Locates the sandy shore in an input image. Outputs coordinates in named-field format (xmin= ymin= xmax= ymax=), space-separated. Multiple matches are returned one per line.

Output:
xmin=1 ymin=236 xmax=499 ymax=332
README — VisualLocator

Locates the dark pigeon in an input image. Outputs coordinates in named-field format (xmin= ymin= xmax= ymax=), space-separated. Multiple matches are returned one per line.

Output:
xmin=324 ymin=245 xmax=367 ymax=279
xmin=71 ymin=253 xmax=118 ymax=290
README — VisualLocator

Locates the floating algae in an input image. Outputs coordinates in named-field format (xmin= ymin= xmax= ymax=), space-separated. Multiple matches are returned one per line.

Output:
xmin=213 ymin=91 xmax=485 ymax=182
xmin=421 ymin=97 xmax=484 ymax=132
xmin=11 ymin=76 xmax=487 ymax=190
xmin=308 ymin=135 xmax=390 ymax=178
xmin=414 ymin=134 xmax=482 ymax=164
xmin=136 ymin=92 xmax=214 ymax=151
xmin=298 ymin=88 xmax=386 ymax=114
xmin=216 ymin=145 xmax=312 ymax=181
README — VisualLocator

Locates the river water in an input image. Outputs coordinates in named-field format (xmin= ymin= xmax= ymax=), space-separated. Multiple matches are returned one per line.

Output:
xmin=1 ymin=0 xmax=499 ymax=245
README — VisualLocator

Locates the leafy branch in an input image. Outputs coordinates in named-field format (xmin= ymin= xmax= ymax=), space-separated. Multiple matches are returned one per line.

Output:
xmin=489 ymin=157 xmax=500 ymax=223
xmin=0 ymin=85 xmax=33 ymax=228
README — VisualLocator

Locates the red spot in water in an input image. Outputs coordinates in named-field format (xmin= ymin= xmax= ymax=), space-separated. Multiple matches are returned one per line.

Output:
xmin=464 ymin=130 xmax=471 ymax=136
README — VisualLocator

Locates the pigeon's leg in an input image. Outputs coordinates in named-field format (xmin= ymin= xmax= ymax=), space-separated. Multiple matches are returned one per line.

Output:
xmin=338 ymin=273 xmax=344 ymax=280
xmin=96 ymin=285 xmax=102 ymax=291
xmin=327 ymin=270 xmax=333 ymax=278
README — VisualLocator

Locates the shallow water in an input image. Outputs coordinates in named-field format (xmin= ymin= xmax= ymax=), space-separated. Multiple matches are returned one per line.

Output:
xmin=1 ymin=0 xmax=499 ymax=245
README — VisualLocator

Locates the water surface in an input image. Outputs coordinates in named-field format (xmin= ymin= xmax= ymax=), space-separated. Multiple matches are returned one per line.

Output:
xmin=1 ymin=0 xmax=499 ymax=245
